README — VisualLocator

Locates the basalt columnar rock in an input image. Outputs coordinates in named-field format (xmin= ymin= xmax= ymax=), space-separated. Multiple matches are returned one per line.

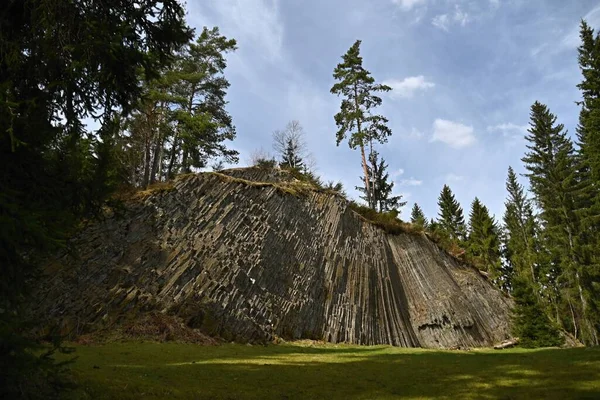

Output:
xmin=31 ymin=167 xmax=513 ymax=348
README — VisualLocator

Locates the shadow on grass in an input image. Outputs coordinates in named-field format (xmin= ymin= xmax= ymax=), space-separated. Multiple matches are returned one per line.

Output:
xmin=65 ymin=345 xmax=600 ymax=400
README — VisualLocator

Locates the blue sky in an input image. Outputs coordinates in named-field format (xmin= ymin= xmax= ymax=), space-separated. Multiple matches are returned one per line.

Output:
xmin=187 ymin=0 xmax=600 ymax=222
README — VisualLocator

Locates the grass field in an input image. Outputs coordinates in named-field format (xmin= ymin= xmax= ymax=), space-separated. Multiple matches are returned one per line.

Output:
xmin=59 ymin=341 xmax=600 ymax=399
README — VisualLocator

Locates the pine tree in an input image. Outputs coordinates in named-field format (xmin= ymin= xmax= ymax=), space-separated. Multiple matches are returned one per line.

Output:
xmin=356 ymin=151 xmax=406 ymax=212
xmin=467 ymin=198 xmax=502 ymax=281
xmin=437 ymin=185 xmax=467 ymax=243
xmin=330 ymin=40 xmax=392 ymax=208
xmin=167 ymin=27 xmax=239 ymax=177
xmin=522 ymin=101 xmax=596 ymax=343
xmin=410 ymin=203 xmax=428 ymax=229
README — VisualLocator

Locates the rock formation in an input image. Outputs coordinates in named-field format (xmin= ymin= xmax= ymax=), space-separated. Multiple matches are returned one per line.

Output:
xmin=31 ymin=168 xmax=513 ymax=348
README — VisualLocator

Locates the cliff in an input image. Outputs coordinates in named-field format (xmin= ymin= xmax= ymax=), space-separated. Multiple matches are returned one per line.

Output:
xmin=31 ymin=168 xmax=513 ymax=348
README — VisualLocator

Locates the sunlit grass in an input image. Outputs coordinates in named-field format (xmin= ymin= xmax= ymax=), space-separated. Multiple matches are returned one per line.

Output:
xmin=59 ymin=341 xmax=600 ymax=399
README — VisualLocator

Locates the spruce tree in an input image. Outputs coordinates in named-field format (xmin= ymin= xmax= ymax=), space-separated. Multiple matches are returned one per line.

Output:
xmin=512 ymin=276 xmax=564 ymax=348
xmin=281 ymin=138 xmax=304 ymax=170
xmin=575 ymin=20 xmax=600 ymax=343
xmin=410 ymin=203 xmax=428 ymax=229
xmin=356 ymin=151 xmax=405 ymax=212
xmin=273 ymin=120 xmax=311 ymax=171
xmin=331 ymin=40 xmax=392 ymax=208
xmin=503 ymin=166 xmax=539 ymax=284
xmin=522 ymin=101 xmax=596 ymax=343
xmin=467 ymin=198 xmax=502 ymax=280
xmin=437 ymin=185 xmax=467 ymax=243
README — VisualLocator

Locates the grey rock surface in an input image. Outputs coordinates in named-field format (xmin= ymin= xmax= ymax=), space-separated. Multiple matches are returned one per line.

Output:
xmin=31 ymin=168 xmax=513 ymax=348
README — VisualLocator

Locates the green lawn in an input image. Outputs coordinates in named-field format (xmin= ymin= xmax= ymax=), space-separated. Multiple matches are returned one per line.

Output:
xmin=59 ymin=341 xmax=600 ymax=399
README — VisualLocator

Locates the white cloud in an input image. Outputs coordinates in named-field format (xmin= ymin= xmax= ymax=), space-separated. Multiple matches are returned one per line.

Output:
xmin=430 ymin=119 xmax=476 ymax=148
xmin=399 ymin=178 xmax=423 ymax=186
xmin=432 ymin=6 xmax=470 ymax=31
xmin=384 ymin=76 xmax=435 ymax=98
xmin=454 ymin=8 xmax=469 ymax=27
xmin=392 ymin=0 xmax=427 ymax=11
xmin=432 ymin=14 xmax=450 ymax=31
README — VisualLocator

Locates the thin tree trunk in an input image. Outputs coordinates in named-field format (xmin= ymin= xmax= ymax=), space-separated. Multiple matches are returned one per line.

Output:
xmin=158 ymin=136 xmax=165 ymax=182
xmin=568 ymin=296 xmax=578 ymax=339
xmin=167 ymin=133 xmax=179 ymax=180
xmin=353 ymin=84 xmax=371 ymax=208
xmin=149 ymin=101 xmax=165 ymax=184
xmin=149 ymin=130 xmax=162 ymax=185
xmin=563 ymin=207 xmax=595 ymax=344
xmin=141 ymin=123 xmax=152 ymax=189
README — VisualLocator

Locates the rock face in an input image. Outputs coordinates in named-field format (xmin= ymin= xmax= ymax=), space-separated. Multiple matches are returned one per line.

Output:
xmin=32 ymin=168 xmax=513 ymax=348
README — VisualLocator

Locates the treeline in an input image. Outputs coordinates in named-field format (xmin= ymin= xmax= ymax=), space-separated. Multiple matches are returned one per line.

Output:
xmin=400 ymin=22 xmax=600 ymax=347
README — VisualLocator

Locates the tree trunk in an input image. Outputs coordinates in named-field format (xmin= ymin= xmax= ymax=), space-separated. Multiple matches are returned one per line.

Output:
xmin=353 ymin=84 xmax=370 ymax=208
xmin=150 ymin=101 xmax=165 ymax=184
xmin=360 ymin=144 xmax=371 ymax=206
xmin=562 ymin=207 xmax=596 ymax=344
xmin=167 ymin=133 xmax=179 ymax=180
xmin=149 ymin=130 xmax=162 ymax=185
xmin=142 ymin=128 xmax=151 ymax=189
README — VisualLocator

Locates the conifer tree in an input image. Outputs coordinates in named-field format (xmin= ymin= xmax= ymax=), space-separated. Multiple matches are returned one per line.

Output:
xmin=167 ymin=27 xmax=239 ymax=177
xmin=437 ymin=185 xmax=467 ymax=243
xmin=281 ymin=138 xmax=304 ymax=170
xmin=503 ymin=166 xmax=539 ymax=284
xmin=273 ymin=121 xmax=310 ymax=171
xmin=575 ymin=20 xmax=600 ymax=343
xmin=356 ymin=151 xmax=405 ymax=212
xmin=503 ymin=166 xmax=563 ymax=344
xmin=331 ymin=40 xmax=392 ymax=208
xmin=467 ymin=198 xmax=502 ymax=280
xmin=410 ymin=203 xmax=428 ymax=229
xmin=511 ymin=276 xmax=564 ymax=348
xmin=522 ymin=101 xmax=597 ymax=343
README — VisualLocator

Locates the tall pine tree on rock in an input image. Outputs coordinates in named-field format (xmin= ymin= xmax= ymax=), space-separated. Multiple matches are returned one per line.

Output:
xmin=330 ymin=40 xmax=392 ymax=209
xmin=437 ymin=185 xmax=467 ymax=243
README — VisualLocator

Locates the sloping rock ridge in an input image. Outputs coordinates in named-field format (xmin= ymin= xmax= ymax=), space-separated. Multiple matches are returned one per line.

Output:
xmin=32 ymin=168 xmax=513 ymax=348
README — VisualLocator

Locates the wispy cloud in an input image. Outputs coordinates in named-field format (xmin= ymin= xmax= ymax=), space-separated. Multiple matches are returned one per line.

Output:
xmin=562 ymin=5 xmax=600 ymax=49
xmin=487 ymin=123 xmax=528 ymax=146
xmin=392 ymin=0 xmax=426 ymax=11
xmin=430 ymin=119 xmax=476 ymax=148
xmin=205 ymin=0 xmax=284 ymax=63
xmin=432 ymin=6 xmax=470 ymax=31
xmin=399 ymin=178 xmax=423 ymax=186
xmin=385 ymin=76 xmax=435 ymax=99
